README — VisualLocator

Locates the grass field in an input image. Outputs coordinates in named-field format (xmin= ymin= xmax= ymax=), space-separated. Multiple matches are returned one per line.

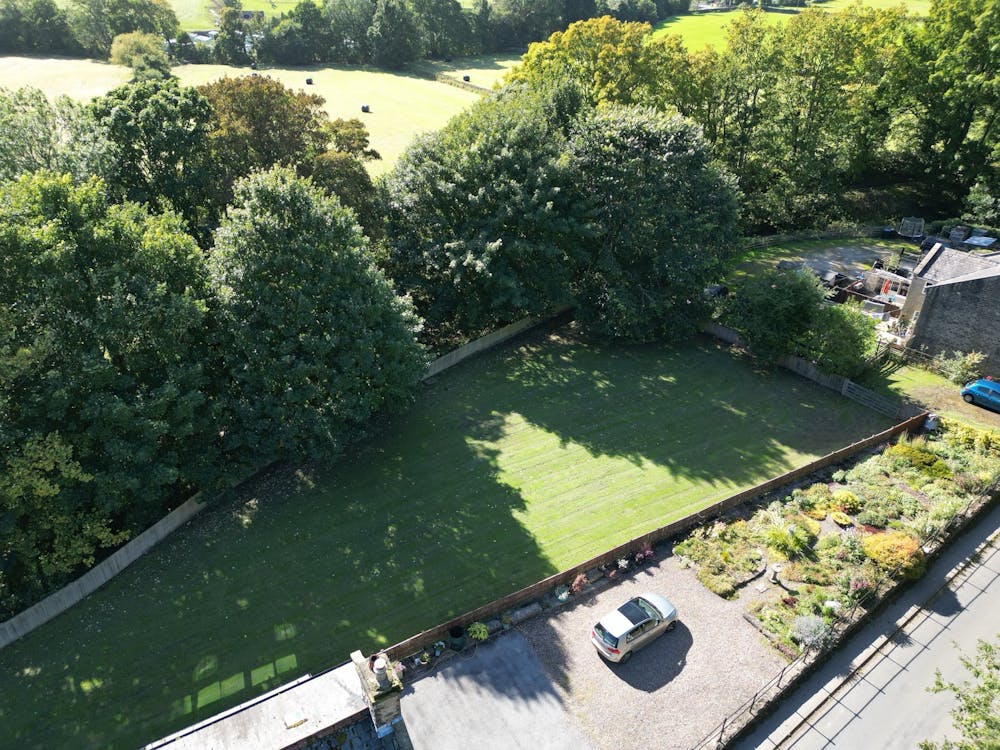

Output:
xmin=653 ymin=0 xmax=932 ymax=48
xmin=0 ymin=58 xmax=482 ymax=175
xmin=0 ymin=328 xmax=891 ymax=750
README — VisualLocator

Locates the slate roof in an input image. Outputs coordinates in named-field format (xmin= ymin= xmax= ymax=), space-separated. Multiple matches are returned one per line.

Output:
xmin=913 ymin=243 xmax=1000 ymax=285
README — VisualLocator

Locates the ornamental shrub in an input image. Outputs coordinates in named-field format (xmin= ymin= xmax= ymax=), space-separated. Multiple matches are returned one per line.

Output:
xmin=832 ymin=490 xmax=861 ymax=513
xmin=932 ymin=350 xmax=985 ymax=384
xmin=885 ymin=440 xmax=951 ymax=479
xmin=792 ymin=615 xmax=830 ymax=650
xmin=863 ymin=531 xmax=926 ymax=579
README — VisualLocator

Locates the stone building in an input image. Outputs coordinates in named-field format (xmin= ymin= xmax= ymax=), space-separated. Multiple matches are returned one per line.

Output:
xmin=901 ymin=243 xmax=1000 ymax=372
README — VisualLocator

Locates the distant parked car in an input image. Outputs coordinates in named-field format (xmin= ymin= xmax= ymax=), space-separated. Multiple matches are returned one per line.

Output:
xmin=591 ymin=592 xmax=678 ymax=663
xmin=961 ymin=378 xmax=1000 ymax=412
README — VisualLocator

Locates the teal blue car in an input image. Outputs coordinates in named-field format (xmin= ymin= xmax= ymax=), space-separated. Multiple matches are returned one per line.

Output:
xmin=961 ymin=378 xmax=1000 ymax=412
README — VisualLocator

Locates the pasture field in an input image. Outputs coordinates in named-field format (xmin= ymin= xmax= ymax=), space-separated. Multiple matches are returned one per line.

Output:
xmin=0 ymin=58 xmax=482 ymax=174
xmin=0 ymin=328 xmax=891 ymax=750
xmin=409 ymin=53 xmax=522 ymax=91
xmin=654 ymin=0 xmax=932 ymax=48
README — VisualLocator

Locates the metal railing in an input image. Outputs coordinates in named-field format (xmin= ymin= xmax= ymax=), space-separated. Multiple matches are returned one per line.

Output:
xmin=689 ymin=474 xmax=999 ymax=750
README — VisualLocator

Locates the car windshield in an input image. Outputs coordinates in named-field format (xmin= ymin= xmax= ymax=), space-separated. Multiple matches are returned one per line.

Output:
xmin=594 ymin=623 xmax=618 ymax=648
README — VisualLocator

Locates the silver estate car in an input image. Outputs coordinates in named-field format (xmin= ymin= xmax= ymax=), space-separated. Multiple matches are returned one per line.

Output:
xmin=591 ymin=592 xmax=678 ymax=663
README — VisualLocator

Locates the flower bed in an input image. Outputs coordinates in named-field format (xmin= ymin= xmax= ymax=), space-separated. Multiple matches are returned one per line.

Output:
xmin=679 ymin=419 xmax=1000 ymax=655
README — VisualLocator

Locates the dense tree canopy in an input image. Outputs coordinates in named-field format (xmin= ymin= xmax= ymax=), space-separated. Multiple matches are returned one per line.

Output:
xmin=0 ymin=87 xmax=111 ymax=184
xmin=89 ymin=78 xmax=215 ymax=239
xmin=0 ymin=173 xmax=214 ymax=611
xmin=566 ymin=106 xmax=740 ymax=342
xmin=720 ymin=268 xmax=826 ymax=362
xmin=209 ymin=168 xmax=425 ymax=468
xmin=0 ymin=0 xmax=79 ymax=54
xmin=383 ymin=86 xmax=587 ymax=339
xmin=68 ymin=0 xmax=177 ymax=56
xmin=198 ymin=75 xmax=331 ymax=210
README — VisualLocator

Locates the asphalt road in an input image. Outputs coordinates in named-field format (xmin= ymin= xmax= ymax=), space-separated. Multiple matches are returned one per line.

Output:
xmin=732 ymin=500 xmax=1000 ymax=750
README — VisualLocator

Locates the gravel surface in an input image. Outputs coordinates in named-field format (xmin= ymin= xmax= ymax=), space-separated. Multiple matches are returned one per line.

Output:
xmin=517 ymin=553 xmax=787 ymax=750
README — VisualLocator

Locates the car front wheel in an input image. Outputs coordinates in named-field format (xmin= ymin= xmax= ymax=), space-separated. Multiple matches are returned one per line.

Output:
xmin=963 ymin=394 xmax=975 ymax=403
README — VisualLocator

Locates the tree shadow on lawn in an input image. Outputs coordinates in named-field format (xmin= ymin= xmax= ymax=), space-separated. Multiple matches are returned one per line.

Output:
xmin=0 ymin=327 xmax=890 ymax=750
xmin=0 ymin=428 xmax=557 ymax=749
xmin=466 ymin=329 xmax=891 ymax=489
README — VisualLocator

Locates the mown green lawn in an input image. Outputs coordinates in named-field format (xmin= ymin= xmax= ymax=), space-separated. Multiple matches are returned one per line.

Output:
xmin=0 ymin=328 xmax=891 ymax=750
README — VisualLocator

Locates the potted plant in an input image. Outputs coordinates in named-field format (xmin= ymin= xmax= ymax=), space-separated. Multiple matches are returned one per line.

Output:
xmin=467 ymin=621 xmax=489 ymax=642
xmin=448 ymin=625 xmax=467 ymax=651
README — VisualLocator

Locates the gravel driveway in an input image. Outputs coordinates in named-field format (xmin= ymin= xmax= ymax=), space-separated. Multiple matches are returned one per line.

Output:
xmin=401 ymin=552 xmax=786 ymax=750
xmin=517 ymin=554 xmax=786 ymax=750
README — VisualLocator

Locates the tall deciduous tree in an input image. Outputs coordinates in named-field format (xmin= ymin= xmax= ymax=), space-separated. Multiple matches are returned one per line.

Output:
xmin=90 ymin=78 xmax=215 ymax=240
xmin=209 ymin=167 xmax=424 ymax=468
xmin=68 ymin=0 xmax=177 ymax=56
xmin=367 ymin=0 xmax=422 ymax=68
xmin=109 ymin=31 xmax=172 ymax=80
xmin=383 ymin=86 xmax=587 ymax=339
xmin=0 ymin=173 xmax=214 ymax=612
xmin=566 ymin=106 xmax=740 ymax=342
xmin=0 ymin=0 xmax=79 ymax=54
xmin=198 ymin=75 xmax=331 ymax=207
xmin=0 ymin=87 xmax=112 ymax=183
xmin=913 ymin=0 xmax=1000 ymax=195
xmin=505 ymin=16 xmax=670 ymax=107
xmin=323 ymin=0 xmax=376 ymax=63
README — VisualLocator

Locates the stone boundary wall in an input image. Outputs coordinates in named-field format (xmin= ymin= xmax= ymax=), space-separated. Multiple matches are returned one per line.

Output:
xmin=422 ymin=307 xmax=571 ymax=380
xmin=0 ymin=495 xmax=206 ymax=649
xmin=385 ymin=411 xmax=927 ymax=661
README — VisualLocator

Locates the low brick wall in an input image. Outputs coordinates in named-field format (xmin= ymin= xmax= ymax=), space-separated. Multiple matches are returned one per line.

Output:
xmin=385 ymin=411 xmax=927 ymax=661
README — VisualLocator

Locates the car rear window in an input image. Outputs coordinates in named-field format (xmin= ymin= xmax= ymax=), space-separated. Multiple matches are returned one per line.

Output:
xmin=594 ymin=623 xmax=618 ymax=648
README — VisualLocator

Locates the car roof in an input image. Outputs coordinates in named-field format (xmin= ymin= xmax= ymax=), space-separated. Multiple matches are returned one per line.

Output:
xmin=597 ymin=594 xmax=676 ymax=638
xmin=970 ymin=379 xmax=1000 ymax=391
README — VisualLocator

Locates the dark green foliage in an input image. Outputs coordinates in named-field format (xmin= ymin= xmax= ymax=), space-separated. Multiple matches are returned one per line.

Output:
xmin=259 ymin=0 xmax=333 ymax=64
xmin=89 ymin=78 xmax=215 ymax=242
xmin=0 ymin=173 xmax=215 ymax=611
xmin=367 ymin=0 xmax=422 ymax=69
xmin=209 ymin=167 xmax=425 ymax=468
xmin=383 ymin=87 xmax=586 ymax=340
xmin=720 ymin=268 xmax=826 ymax=363
xmin=0 ymin=0 xmax=80 ymax=54
xmin=68 ymin=0 xmax=178 ymax=57
xmin=322 ymin=0 xmax=375 ymax=63
xmin=566 ymin=106 xmax=740 ymax=342
xmin=310 ymin=150 xmax=383 ymax=240
xmin=410 ymin=0 xmax=474 ymax=58
xmin=0 ymin=87 xmax=112 ymax=184
xmin=198 ymin=74 xmax=331 ymax=211
xmin=804 ymin=302 xmax=877 ymax=378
